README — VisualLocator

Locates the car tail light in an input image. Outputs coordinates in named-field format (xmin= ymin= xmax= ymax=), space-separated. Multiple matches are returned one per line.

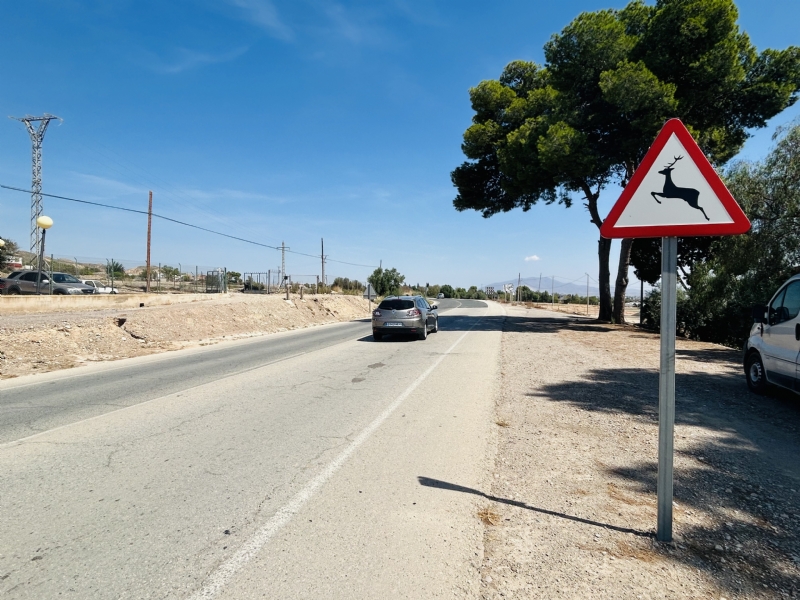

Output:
xmin=406 ymin=308 xmax=421 ymax=317
xmin=372 ymin=310 xmax=381 ymax=317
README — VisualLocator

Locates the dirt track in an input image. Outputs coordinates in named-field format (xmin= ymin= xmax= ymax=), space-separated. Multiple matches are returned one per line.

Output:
xmin=0 ymin=293 xmax=370 ymax=379
xmin=482 ymin=304 xmax=800 ymax=599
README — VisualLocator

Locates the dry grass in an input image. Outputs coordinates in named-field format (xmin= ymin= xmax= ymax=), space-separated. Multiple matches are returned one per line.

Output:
xmin=477 ymin=506 xmax=502 ymax=526
xmin=606 ymin=482 xmax=654 ymax=507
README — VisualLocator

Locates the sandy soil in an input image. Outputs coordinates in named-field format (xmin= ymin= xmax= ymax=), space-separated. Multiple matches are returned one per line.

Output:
xmin=480 ymin=304 xmax=800 ymax=599
xmin=0 ymin=293 xmax=370 ymax=378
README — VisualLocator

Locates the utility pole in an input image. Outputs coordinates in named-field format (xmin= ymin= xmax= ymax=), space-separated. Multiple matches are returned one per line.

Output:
xmin=538 ymin=273 xmax=542 ymax=293
xmin=517 ymin=273 xmax=521 ymax=302
xmin=11 ymin=114 xmax=61 ymax=254
xmin=321 ymin=238 xmax=326 ymax=293
xmin=281 ymin=241 xmax=289 ymax=289
xmin=146 ymin=191 xmax=153 ymax=292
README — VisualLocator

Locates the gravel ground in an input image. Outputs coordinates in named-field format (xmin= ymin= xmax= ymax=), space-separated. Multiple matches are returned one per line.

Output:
xmin=481 ymin=304 xmax=800 ymax=600
xmin=0 ymin=293 xmax=370 ymax=378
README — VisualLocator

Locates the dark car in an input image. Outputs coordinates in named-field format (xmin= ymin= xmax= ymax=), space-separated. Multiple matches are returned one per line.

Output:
xmin=372 ymin=295 xmax=438 ymax=341
xmin=2 ymin=271 xmax=96 ymax=295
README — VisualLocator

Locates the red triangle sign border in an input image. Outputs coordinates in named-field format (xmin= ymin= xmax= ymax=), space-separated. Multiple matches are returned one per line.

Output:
xmin=600 ymin=119 xmax=750 ymax=239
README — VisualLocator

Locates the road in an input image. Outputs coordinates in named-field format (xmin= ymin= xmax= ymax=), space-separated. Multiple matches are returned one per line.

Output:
xmin=0 ymin=299 xmax=503 ymax=599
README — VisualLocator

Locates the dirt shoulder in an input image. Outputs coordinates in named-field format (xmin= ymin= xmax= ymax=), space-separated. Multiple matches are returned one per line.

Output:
xmin=481 ymin=304 xmax=800 ymax=600
xmin=0 ymin=293 xmax=370 ymax=379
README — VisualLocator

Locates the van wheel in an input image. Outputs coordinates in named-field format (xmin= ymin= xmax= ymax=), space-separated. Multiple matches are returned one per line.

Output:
xmin=745 ymin=352 xmax=768 ymax=394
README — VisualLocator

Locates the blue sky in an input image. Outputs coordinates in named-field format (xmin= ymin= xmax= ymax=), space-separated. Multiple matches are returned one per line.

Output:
xmin=0 ymin=0 xmax=798 ymax=290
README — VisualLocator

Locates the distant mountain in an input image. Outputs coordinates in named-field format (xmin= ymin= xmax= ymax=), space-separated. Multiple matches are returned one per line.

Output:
xmin=487 ymin=275 xmax=602 ymax=297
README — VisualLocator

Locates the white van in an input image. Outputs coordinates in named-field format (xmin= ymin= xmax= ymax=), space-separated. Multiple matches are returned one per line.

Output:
xmin=744 ymin=273 xmax=800 ymax=393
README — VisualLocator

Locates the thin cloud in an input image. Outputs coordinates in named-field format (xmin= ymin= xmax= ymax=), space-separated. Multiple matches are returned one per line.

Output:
xmin=178 ymin=188 xmax=286 ymax=203
xmin=311 ymin=1 xmax=394 ymax=47
xmin=70 ymin=173 xmax=146 ymax=196
xmin=148 ymin=46 xmax=249 ymax=74
xmin=524 ymin=255 xmax=540 ymax=262
xmin=225 ymin=0 xmax=293 ymax=41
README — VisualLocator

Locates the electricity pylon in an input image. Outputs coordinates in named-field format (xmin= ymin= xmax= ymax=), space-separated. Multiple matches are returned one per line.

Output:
xmin=11 ymin=114 xmax=62 ymax=254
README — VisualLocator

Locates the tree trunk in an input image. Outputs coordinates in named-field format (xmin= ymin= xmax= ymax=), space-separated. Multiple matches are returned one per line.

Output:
xmin=597 ymin=236 xmax=613 ymax=321
xmin=613 ymin=238 xmax=634 ymax=324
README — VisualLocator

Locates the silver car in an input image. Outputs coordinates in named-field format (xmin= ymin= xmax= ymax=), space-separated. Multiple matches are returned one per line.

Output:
xmin=372 ymin=295 xmax=439 ymax=341
xmin=2 ymin=271 xmax=96 ymax=295
xmin=744 ymin=273 xmax=800 ymax=394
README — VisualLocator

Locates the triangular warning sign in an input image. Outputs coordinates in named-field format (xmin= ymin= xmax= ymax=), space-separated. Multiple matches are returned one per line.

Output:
xmin=600 ymin=119 xmax=750 ymax=239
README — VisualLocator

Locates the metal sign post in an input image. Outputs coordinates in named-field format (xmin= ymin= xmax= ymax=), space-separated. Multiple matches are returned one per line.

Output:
xmin=657 ymin=236 xmax=678 ymax=541
xmin=363 ymin=284 xmax=377 ymax=313
xmin=600 ymin=119 xmax=751 ymax=542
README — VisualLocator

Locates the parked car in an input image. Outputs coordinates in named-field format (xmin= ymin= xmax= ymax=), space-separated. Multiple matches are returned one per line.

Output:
xmin=81 ymin=280 xmax=119 ymax=294
xmin=372 ymin=295 xmax=438 ymax=341
xmin=744 ymin=273 xmax=800 ymax=394
xmin=2 ymin=271 xmax=96 ymax=295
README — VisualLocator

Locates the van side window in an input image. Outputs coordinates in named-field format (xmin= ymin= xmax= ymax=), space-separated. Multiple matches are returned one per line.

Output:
xmin=770 ymin=282 xmax=800 ymax=325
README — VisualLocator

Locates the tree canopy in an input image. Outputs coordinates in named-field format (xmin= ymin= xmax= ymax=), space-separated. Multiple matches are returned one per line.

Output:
xmin=368 ymin=267 xmax=405 ymax=297
xmin=0 ymin=237 xmax=19 ymax=271
xmin=452 ymin=0 xmax=800 ymax=322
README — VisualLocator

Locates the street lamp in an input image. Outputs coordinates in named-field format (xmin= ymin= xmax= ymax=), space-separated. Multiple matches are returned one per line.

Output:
xmin=36 ymin=215 xmax=53 ymax=294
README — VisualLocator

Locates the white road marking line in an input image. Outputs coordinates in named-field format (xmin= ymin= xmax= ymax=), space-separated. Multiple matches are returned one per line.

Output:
xmin=187 ymin=326 xmax=477 ymax=600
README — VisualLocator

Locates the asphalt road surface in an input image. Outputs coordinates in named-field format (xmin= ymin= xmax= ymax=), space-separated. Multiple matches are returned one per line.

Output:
xmin=0 ymin=298 xmax=501 ymax=599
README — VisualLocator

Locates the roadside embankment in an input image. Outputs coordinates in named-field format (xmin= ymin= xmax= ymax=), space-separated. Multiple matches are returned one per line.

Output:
xmin=0 ymin=293 xmax=370 ymax=379
xmin=0 ymin=291 xmax=217 ymax=314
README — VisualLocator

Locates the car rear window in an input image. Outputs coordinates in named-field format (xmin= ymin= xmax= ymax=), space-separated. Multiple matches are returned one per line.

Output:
xmin=378 ymin=299 xmax=415 ymax=310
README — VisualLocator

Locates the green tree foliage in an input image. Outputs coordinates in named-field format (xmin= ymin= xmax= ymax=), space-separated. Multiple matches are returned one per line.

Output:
xmin=106 ymin=260 xmax=125 ymax=278
xmin=368 ymin=267 xmax=405 ymax=297
xmin=160 ymin=265 xmax=179 ymax=281
xmin=452 ymin=0 xmax=800 ymax=323
xmin=631 ymin=237 xmax=712 ymax=288
xmin=0 ymin=237 xmax=19 ymax=271
xmin=332 ymin=277 xmax=365 ymax=292
xmin=439 ymin=284 xmax=455 ymax=298
xmin=227 ymin=271 xmax=242 ymax=284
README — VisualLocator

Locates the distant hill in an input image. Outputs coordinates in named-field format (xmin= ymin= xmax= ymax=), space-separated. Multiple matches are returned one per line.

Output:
xmin=487 ymin=275 xmax=601 ymax=296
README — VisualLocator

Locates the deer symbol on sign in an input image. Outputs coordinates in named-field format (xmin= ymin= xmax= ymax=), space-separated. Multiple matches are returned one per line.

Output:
xmin=650 ymin=156 xmax=709 ymax=221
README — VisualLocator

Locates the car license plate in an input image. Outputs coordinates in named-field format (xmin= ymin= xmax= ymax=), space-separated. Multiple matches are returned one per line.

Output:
xmin=385 ymin=322 xmax=403 ymax=327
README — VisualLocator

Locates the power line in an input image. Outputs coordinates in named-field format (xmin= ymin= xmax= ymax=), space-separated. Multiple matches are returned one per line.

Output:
xmin=70 ymin=140 xmax=277 ymax=247
xmin=0 ymin=184 xmax=379 ymax=269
